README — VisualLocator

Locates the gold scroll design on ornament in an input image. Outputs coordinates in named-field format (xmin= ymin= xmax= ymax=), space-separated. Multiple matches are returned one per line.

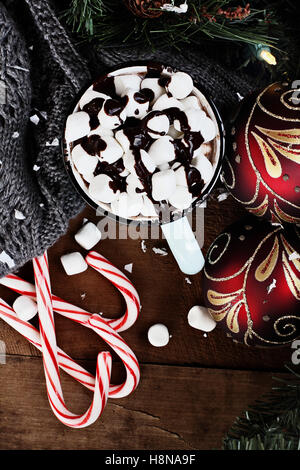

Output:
xmin=205 ymin=226 xmax=299 ymax=345
xmin=257 ymin=84 xmax=300 ymax=122
xmin=280 ymin=234 xmax=300 ymax=301
xmin=243 ymin=96 xmax=300 ymax=219
xmin=207 ymin=289 xmax=244 ymax=334
xmin=222 ymin=156 xmax=260 ymax=206
xmin=205 ymin=227 xmax=281 ymax=342
xmin=273 ymin=200 xmax=300 ymax=224
xmin=252 ymin=131 xmax=282 ymax=178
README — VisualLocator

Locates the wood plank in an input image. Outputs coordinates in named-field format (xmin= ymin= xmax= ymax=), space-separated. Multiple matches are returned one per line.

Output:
xmin=0 ymin=355 xmax=284 ymax=450
xmin=0 ymin=196 xmax=292 ymax=370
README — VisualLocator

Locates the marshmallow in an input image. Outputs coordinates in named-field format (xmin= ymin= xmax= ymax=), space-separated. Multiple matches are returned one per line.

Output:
xmin=65 ymin=111 xmax=90 ymax=142
xmin=167 ymin=71 xmax=194 ymax=100
xmin=152 ymin=169 xmax=176 ymax=201
xmin=173 ymin=165 xmax=188 ymax=187
xmin=123 ymin=90 xmax=150 ymax=119
xmin=115 ymin=129 xmax=131 ymax=153
xmin=13 ymin=295 xmax=38 ymax=322
xmin=187 ymin=305 xmax=216 ymax=332
xmin=199 ymin=116 xmax=217 ymax=142
xmin=141 ymin=78 xmax=165 ymax=103
xmin=114 ymin=74 xmax=142 ymax=96
xmin=123 ymin=150 xmax=136 ymax=174
xmin=89 ymin=174 xmax=120 ymax=203
xmin=111 ymin=192 xmax=143 ymax=218
xmin=75 ymin=222 xmax=102 ymax=250
xmin=141 ymin=196 xmax=158 ymax=217
xmin=98 ymin=99 xmax=126 ymax=129
xmin=146 ymin=113 xmax=169 ymax=139
xmin=79 ymin=90 xmax=109 ymax=109
xmin=180 ymin=95 xmax=200 ymax=110
xmin=98 ymin=136 xmax=124 ymax=164
xmin=72 ymin=144 xmax=98 ymax=175
xmin=169 ymin=186 xmax=192 ymax=210
xmin=141 ymin=149 xmax=156 ymax=173
xmin=88 ymin=125 xmax=113 ymax=137
xmin=126 ymin=173 xmax=145 ymax=195
xmin=192 ymin=155 xmax=214 ymax=184
xmin=148 ymin=324 xmax=170 ymax=347
xmin=174 ymin=108 xmax=206 ymax=133
xmin=148 ymin=136 xmax=176 ymax=166
xmin=60 ymin=252 xmax=88 ymax=276
xmin=158 ymin=163 xmax=170 ymax=171
xmin=153 ymin=94 xmax=184 ymax=112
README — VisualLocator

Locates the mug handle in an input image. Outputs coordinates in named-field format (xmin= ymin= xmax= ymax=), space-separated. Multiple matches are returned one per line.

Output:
xmin=161 ymin=216 xmax=205 ymax=275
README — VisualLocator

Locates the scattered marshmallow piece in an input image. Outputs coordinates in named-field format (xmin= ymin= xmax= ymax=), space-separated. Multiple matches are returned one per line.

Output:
xmin=141 ymin=240 xmax=147 ymax=253
xmin=185 ymin=277 xmax=192 ymax=284
xmin=152 ymin=169 xmax=177 ymax=201
xmin=40 ymin=111 xmax=48 ymax=120
xmin=12 ymin=131 xmax=19 ymax=139
xmin=267 ymin=278 xmax=277 ymax=294
xmin=167 ymin=71 xmax=193 ymax=100
xmin=236 ymin=92 xmax=244 ymax=101
xmin=30 ymin=114 xmax=40 ymax=125
xmin=153 ymin=247 xmax=168 ymax=256
xmin=289 ymin=252 xmax=300 ymax=261
xmin=80 ymin=293 xmax=86 ymax=300
xmin=148 ymin=136 xmax=176 ymax=166
xmin=60 ymin=252 xmax=88 ymax=276
xmin=14 ymin=209 xmax=26 ymax=220
xmin=13 ymin=295 xmax=38 ymax=322
xmin=75 ymin=222 xmax=102 ymax=250
xmin=124 ymin=263 xmax=133 ymax=273
xmin=0 ymin=250 xmax=15 ymax=268
xmin=46 ymin=137 xmax=59 ymax=147
xmin=148 ymin=324 xmax=170 ymax=347
xmin=65 ymin=111 xmax=90 ymax=142
xmin=187 ymin=305 xmax=216 ymax=332
xmin=33 ymin=164 xmax=40 ymax=171
xmin=89 ymin=174 xmax=120 ymax=204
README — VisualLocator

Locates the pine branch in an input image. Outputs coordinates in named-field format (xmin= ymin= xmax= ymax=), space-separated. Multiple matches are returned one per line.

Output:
xmin=223 ymin=367 xmax=300 ymax=450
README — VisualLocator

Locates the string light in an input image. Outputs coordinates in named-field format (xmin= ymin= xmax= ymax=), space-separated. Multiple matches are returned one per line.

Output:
xmin=255 ymin=44 xmax=277 ymax=65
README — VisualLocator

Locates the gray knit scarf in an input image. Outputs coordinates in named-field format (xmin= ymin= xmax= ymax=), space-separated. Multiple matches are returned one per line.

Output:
xmin=0 ymin=0 xmax=265 ymax=277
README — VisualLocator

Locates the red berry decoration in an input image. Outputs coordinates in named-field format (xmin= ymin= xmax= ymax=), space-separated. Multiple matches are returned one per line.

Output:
xmin=222 ymin=82 xmax=300 ymax=224
xmin=203 ymin=217 xmax=300 ymax=347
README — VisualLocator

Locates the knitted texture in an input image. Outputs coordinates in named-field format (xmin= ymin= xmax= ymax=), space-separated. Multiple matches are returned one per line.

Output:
xmin=0 ymin=0 xmax=266 ymax=277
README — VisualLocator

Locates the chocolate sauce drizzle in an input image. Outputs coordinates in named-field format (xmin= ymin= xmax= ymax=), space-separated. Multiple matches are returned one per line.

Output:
xmin=75 ymin=64 xmax=207 ymax=203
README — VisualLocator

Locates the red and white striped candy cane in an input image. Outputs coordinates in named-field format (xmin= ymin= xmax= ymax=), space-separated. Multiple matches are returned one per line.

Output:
xmin=33 ymin=252 xmax=111 ymax=428
xmin=0 ymin=269 xmax=140 ymax=398
xmin=0 ymin=297 xmax=96 ymax=390
xmin=2 ymin=251 xmax=141 ymax=332
xmin=86 ymin=251 xmax=140 ymax=332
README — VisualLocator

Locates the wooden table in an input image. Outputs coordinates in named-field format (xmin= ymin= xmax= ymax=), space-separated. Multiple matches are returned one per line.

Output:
xmin=0 ymin=195 xmax=290 ymax=450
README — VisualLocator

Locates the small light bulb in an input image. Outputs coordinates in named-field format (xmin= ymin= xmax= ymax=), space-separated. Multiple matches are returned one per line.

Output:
xmin=259 ymin=49 xmax=277 ymax=65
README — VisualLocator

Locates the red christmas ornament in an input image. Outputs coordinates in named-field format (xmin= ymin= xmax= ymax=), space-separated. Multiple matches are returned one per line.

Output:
xmin=222 ymin=82 xmax=300 ymax=224
xmin=203 ymin=217 xmax=300 ymax=347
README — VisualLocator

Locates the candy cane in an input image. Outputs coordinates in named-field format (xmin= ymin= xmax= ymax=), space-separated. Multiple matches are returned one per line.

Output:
xmin=1 ymin=251 xmax=141 ymax=332
xmin=33 ymin=253 xmax=111 ymax=428
xmin=86 ymin=251 xmax=140 ymax=332
xmin=0 ymin=252 xmax=140 ymax=398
